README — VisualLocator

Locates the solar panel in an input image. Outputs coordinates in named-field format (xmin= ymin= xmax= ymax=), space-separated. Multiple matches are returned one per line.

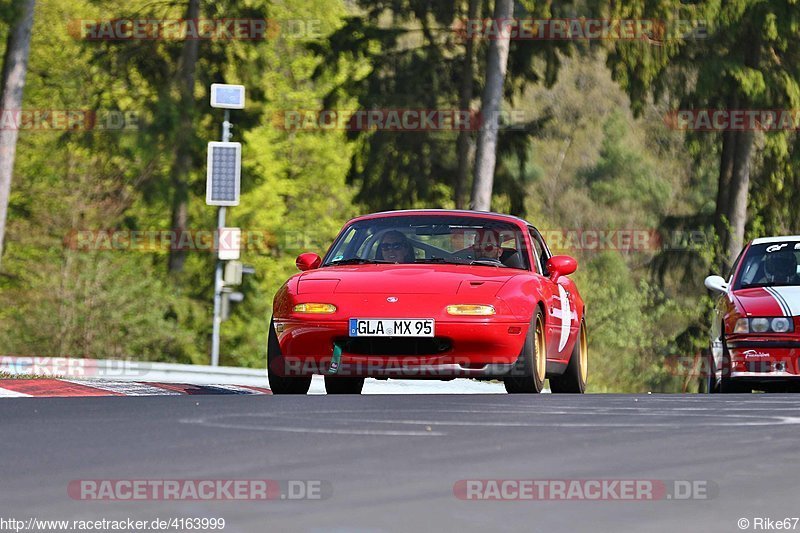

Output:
xmin=206 ymin=142 xmax=241 ymax=206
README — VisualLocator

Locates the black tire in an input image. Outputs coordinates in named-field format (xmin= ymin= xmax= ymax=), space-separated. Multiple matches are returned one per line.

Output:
xmin=705 ymin=350 xmax=719 ymax=394
xmin=324 ymin=376 xmax=365 ymax=394
xmin=719 ymin=341 xmax=748 ymax=394
xmin=504 ymin=309 xmax=546 ymax=394
xmin=267 ymin=319 xmax=311 ymax=395
xmin=549 ymin=319 xmax=587 ymax=393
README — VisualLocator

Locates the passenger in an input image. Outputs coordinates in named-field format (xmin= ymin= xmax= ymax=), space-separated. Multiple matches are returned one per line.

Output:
xmin=376 ymin=231 xmax=415 ymax=263
xmin=472 ymin=229 xmax=503 ymax=261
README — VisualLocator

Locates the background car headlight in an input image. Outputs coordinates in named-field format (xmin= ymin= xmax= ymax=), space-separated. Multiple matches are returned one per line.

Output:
xmin=446 ymin=304 xmax=496 ymax=316
xmin=732 ymin=317 xmax=793 ymax=334
xmin=293 ymin=303 xmax=337 ymax=314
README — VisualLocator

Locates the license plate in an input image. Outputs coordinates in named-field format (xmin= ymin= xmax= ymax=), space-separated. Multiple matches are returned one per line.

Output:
xmin=349 ymin=318 xmax=434 ymax=337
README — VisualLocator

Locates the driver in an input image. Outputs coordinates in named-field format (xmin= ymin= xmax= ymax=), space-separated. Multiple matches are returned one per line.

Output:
xmin=472 ymin=229 xmax=503 ymax=261
xmin=764 ymin=249 xmax=798 ymax=283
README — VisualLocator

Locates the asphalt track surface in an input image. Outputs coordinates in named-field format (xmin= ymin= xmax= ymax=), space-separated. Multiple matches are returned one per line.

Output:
xmin=3 ymin=393 xmax=800 ymax=533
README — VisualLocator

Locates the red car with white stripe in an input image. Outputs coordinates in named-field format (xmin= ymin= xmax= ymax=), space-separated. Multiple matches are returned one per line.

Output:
xmin=705 ymin=236 xmax=800 ymax=392
xmin=267 ymin=210 xmax=588 ymax=395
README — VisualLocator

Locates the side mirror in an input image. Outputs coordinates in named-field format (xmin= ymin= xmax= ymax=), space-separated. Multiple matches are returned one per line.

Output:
xmin=704 ymin=275 xmax=729 ymax=293
xmin=296 ymin=252 xmax=322 ymax=271
xmin=546 ymin=255 xmax=578 ymax=280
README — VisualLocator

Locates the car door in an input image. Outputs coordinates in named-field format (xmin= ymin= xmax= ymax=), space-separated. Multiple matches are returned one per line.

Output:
xmin=529 ymin=227 xmax=577 ymax=363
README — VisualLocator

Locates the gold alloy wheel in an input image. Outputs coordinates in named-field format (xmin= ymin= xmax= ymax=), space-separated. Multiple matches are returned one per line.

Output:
xmin=535 ymin=314 xmax=547 ymax=380
xmin=579 ymin=324 xmax=588 ymax=385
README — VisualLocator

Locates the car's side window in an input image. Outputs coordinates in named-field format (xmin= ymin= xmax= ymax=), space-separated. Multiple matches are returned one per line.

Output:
xmin=728 ymin=246 xmax=746 ymax=284
xmin=528 ymin=227 xmax=550 ymax=275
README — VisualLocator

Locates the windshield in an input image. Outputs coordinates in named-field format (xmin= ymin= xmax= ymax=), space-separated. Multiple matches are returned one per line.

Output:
xmin=735 ymin=241 xmax=800 ymax=289
xmin=322 ymin=215 xmax=531 ymax=270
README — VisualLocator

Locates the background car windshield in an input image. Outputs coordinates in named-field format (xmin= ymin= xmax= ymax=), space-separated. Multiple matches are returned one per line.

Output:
xmin=323 ymin=216 xmax=530 ymax=270
xmin=735 ymin=242 xmax=800 ymax=288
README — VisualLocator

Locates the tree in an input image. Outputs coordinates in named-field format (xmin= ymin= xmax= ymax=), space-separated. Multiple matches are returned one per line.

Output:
xmin=0 ymin=0 xmax=35 ymax=268
xmin=470 ymin=0 xmax=513 ymax=211
xmin=601 ymin=0 xmax=800 ymax=272
xmin=167 ymin=0 xmax=200 ymax=274
xmin=454 ymin=0 xmax=480 ymax=209
xmin=311 ymin=0 xmax=569 ymax=214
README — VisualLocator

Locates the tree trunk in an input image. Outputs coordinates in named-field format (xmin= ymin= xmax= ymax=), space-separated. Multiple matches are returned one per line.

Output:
xmin=0 ymin=0 xmax=36 ymax=269
xmin=470 ymin=0 xmax=513 ymax=212
xmin=454 ymin=0 xmax=480 ymax=210
xmin=167 ymin=0 xmax=200 ymax=274
xmin=713 ymin=128 xmax=736 ymax=272
xmin=724 ymin=129 xmax=755 ymax=272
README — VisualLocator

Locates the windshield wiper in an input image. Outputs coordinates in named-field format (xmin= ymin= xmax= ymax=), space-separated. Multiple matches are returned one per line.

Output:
xmin=326 ymin=258 xmax=394 ymax=266
xmin=414 ymin=257 xmax=467 ymax=264
xmin=469 ymin=259 xmax=507 ymax=267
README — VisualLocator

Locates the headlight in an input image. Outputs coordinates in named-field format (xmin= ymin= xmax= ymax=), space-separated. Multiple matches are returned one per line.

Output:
xmin=446 ymin=304 xmax=496 ymax=316
xmin=772 ymin=317 xmax=792 ymax=333
xmin=732 ymin=317 xmax=794 ymax=334
xmin=293 ymin=303 xmax=337 ymax=314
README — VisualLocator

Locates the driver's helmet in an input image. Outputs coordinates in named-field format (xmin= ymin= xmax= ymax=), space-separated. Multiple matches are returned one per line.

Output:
xmin=764 ymin=248 xmax=797 ymax=281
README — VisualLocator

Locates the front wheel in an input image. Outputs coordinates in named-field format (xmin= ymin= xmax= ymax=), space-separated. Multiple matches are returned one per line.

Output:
xmin=550 ymin=319 xmax=587 ymax=393
xmin=504 ymin=310 xmax=546 ymax=394
xmin=267 ymin=319 xmax=312 ymax=395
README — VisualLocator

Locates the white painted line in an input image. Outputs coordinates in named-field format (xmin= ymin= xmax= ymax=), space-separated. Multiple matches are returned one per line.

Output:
xmin=0 ymin=387 xmax=31 ymax=397
xmin=64 ymin=380 xmax=182 ymax=396
xmin=201 ymin=384 xmax=269 ymax=395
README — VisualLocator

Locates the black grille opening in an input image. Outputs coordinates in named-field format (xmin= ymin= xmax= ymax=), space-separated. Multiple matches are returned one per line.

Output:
xmin=337 ymin=337 xmax=452 ymax=356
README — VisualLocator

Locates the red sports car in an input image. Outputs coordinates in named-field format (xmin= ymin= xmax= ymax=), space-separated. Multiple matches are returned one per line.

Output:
xmin=705 ymin=236 xmax=800 ymax=392
xmin=267 ymin=210 xmax=587 ymax=394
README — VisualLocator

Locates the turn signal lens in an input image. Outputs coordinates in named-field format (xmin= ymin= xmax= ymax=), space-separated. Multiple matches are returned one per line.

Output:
xmin=446 ymin=304 xmax=496 ymax=316
xmin=733 ymin=318 xmax=749 ymax=333
xmin=293 ymin=303 xmax=337 ymax=314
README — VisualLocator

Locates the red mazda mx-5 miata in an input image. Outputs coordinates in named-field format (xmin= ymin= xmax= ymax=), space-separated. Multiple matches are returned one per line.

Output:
xmin=267 ymin=210 xmax=587 ymax=394
xmin=705 ymin=236 xmax=800 ymax=392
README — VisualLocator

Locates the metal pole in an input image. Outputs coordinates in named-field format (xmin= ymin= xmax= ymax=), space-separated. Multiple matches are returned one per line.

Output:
xmin=211 ymin=206 xmax=226 ymax=366
xmin=211 ymin=109 xmax=232 ymax=366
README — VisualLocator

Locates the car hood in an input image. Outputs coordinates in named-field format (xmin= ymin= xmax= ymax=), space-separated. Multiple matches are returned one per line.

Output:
xmin=733 ymin=286 xmax=800 ymax=317
xmin=297 ymin=264 xmax=522 ymax=295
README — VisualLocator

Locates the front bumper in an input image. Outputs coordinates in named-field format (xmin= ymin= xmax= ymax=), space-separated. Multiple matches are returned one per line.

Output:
xmin=272 ymin=318 xmax=528 ymax=378
xmin=726 ymin=339 xmax=800 ymax=379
